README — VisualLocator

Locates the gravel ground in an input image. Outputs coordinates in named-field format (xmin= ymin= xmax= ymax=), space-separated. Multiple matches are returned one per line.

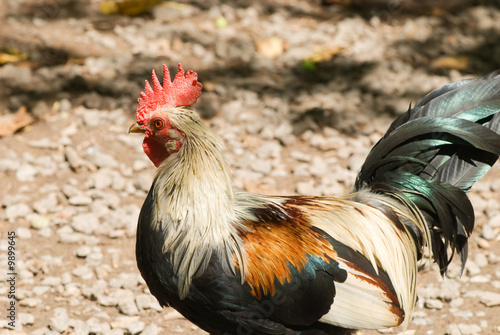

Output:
xmin=1 ymin=1 xmax=500 ymax=334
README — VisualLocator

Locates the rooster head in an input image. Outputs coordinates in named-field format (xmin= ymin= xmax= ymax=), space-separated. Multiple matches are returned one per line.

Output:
xmin=129 ymin=64 xmax=203 ymax=167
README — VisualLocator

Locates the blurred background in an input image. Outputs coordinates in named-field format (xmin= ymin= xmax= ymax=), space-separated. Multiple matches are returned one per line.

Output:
xmin=2 ymin=0 xmax=500 ymax=127
xmin=1 ymin=1 xmax=500 ymax=335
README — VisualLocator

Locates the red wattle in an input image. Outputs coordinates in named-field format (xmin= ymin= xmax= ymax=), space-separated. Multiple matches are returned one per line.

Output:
xmin=143 ymin=136 xmax=169 ymax=167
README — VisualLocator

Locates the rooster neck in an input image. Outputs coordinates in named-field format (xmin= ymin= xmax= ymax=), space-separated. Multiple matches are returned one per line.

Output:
xmin=149 ymin=127 xmax=244 ymax=299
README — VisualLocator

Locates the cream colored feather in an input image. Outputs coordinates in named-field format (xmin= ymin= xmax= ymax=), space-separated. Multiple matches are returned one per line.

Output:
xmin=148 ymin=107 xmax=246 ymax=298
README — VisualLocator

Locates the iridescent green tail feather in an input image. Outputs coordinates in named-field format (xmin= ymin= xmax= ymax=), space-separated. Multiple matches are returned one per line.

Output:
xmin=355 ymin=71 xmax=500 ymax=274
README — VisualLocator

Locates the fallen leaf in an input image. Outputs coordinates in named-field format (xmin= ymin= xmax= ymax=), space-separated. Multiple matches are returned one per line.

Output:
xmin=0 ymin=106 xmax=34 ymax=137
xmin=256 ymin=37 xmax=285 ymax=59
xmin=0 ymin=47 xmax=28 ymax=65
xmin=302 ymin=45 xmax=344 ymax=70
xmin=99 ymin=0 xmax=162 ymax=16
xmin=431 ymin=55 xmax=470 ymax=70
xmin=307 ymin=45 xmax=345 ymax=63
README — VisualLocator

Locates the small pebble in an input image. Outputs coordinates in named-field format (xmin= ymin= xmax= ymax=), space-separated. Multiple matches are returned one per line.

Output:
xmin=290 ymin=150 xmax=312 ymax=162
xmin=450 ymin=298 xmax=464 ymax=308
xmin=5 ymin=203 xmax=31 ymax=222
xmin=16 ymin=163 xmax=38 ymax=182
xmin=33 ymin=193 xmax=59 ymax=215
xmin=33 ymin=285 xmax=51 ymax=296
xmin=72 ymin=265 xmax=94 ymax=280
xmin=488 ymin=213 xmax=500 ymax=228
xmin=481 ymin=224 xmax=497 ymax=240
xmin=49 ymin=307 xmax=70 ymax=333
xmin=69 ymin=319 xmax=90 ymax=335
xmin=465 ymin=260 xmax=481 ymax=276
xmin=41 ymin=277 xmax=62 ymax=287
xmin=309 ymin=156 xmax=328 ymax=177
xmin=16 ymin=227 xmax=32 ymax=239
xmin=71 ymin=213 xmax=100 ymax=235
xmin=62 ymin=185 xmax=82 ymax=198
xmin=135 ymin=294 xmax=162 ymax=312
xmin=76 ymin=246 xmax=92 ymax=258
xmin=473 ymin=253 xmax=489 ymax=267
xmin=141 ymin=323 xmax=162 ymax=335
xmin=257 ymin=140 xmax=282 ymax=159
xmin=117 ymin=290 xmax=140 ymax=316
xmin=86 ymin=317 xmax=111 ymax=334
xmin=88 ymin=151 xmax=119 ymax=169
xmin=134 ymin=172 xmax=153 ymax=192
xmin=480 ymin=291 xmax=500 ymax=307
xmin=69 ymin=195 xmax=93 ymax=206
xmin=20 ymin=298 xmax=41 ymax=308
xmin=19 ymin=313 xmax=35 ymax=326
xmin=124 ymin=320 xmax=145 ymax=335
xmin=424 ymin=299 xmax=443 ymax=310
xmin=296 ymin=180 xmax=316 ymax=195
xmin=133 ymin=159 xmax=149 ymax=171
xmin=28 ymin=214 xmax=51 ymax=230
xmin=458 ymin=323 xmax=482 ymax=335
xmin=110 ymin=316 xmax=140 ymax=329
xmin=250 ymin=159 xmax=272 ymax=174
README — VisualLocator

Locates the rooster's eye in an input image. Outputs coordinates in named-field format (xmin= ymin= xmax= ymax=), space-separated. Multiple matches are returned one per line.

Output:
xmin=154 ymin=119 xmax=164 ymax=129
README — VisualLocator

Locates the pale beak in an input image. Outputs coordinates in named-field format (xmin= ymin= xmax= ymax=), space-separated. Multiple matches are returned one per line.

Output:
xmin=128 ymin=123 xmax=146 ymax=134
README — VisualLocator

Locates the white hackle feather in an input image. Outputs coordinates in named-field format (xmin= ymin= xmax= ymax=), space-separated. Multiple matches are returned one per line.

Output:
xmin=147 ymin=107 xmax=246 ymax=298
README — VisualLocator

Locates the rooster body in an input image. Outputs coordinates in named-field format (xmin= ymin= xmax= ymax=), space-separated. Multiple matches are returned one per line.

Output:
xmin=130 ymin=65 xmax=500 ymax=334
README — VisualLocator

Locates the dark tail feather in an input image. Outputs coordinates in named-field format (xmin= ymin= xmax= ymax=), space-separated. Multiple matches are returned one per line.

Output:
xmin=355 ymin=71 xmax=500 ymax=274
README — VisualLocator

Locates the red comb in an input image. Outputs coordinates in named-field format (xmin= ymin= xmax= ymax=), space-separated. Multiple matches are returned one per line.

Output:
xmin=136 ymin=64 xmax=203 ymax=123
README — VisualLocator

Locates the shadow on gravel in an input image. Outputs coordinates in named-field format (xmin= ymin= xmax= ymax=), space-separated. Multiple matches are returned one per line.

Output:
xmin=10 ymin=0 xmax=90 ymax=20
xmin=322 ymin=0 xmax=500 ymax=18
xmin=2 ymin=0 xmax=500 ymax=136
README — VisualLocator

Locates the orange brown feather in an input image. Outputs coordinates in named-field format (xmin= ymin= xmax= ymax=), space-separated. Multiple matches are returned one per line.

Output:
xmin=234 ymin=199 xmax=339 ymax=299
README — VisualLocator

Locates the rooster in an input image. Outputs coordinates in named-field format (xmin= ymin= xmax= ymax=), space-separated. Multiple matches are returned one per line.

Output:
xmin=129 ymin=64 xmax=500 ymax=335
